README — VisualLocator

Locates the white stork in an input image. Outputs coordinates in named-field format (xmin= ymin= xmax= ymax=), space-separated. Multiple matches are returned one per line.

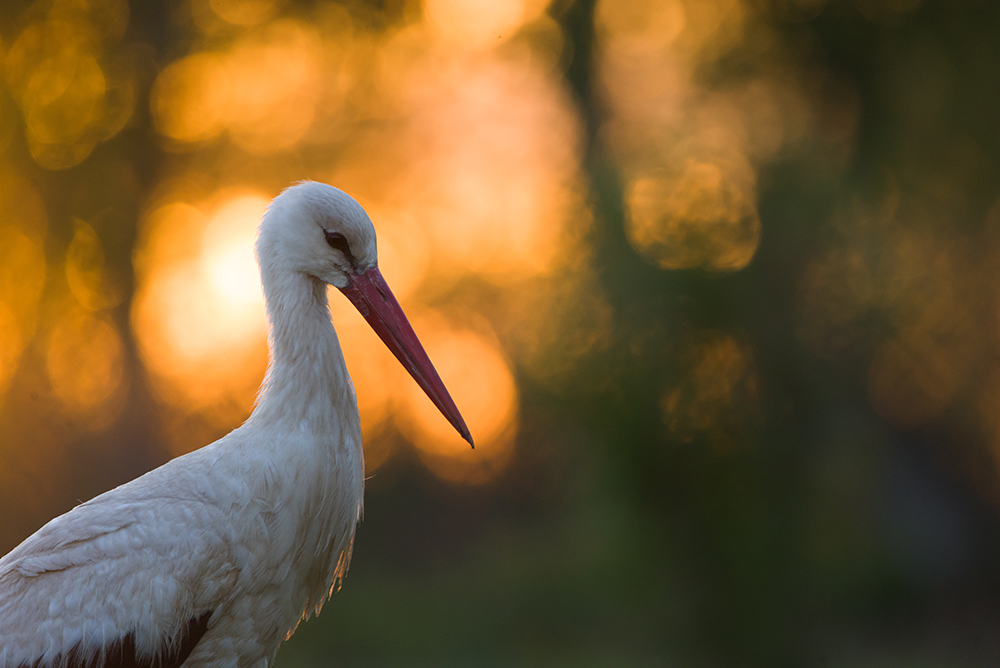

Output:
xmin=0 ymin=182 xmax=473 ymax=667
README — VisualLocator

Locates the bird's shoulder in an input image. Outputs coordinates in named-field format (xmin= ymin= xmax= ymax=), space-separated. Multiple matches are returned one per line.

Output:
xmin=1 ymin=449 xmax=237 ymax=579
xmin=0 ymin=446 xmax=247 ymax=665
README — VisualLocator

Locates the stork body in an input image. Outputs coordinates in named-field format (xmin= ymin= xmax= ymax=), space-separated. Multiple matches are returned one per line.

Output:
xmin=0 ymin=182 xmax=471 ymax=667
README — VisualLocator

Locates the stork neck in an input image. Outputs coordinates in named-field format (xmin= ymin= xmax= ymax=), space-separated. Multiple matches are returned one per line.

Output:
xmin=251 ymin=268 xmax=352 ymax=429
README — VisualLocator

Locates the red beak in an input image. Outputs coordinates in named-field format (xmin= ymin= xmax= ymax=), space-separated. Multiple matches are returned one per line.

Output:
xmin=339 ymin=266 xmax=474 ymax=448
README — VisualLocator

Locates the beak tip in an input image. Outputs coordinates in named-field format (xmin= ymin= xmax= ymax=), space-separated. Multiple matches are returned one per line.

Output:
xmin=344 ymin=266 xmax=476 ymax=451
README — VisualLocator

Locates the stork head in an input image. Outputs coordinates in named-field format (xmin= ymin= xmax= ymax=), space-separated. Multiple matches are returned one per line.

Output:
xmin=257 ymin=181 xmax=473 ymax=447
xmin=257 ymin=181 xmax=377 ymax=289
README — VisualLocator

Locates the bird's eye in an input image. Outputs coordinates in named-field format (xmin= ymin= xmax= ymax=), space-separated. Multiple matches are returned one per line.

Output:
xmin=324 ymin=230 xmax=352 ymax=256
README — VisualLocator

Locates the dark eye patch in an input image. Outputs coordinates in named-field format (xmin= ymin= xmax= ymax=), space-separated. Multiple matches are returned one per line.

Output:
xmin=324 ymin=229 xmax=356 ymax=264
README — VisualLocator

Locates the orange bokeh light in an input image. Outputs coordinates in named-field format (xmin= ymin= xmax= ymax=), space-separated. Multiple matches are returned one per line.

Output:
xmin=151 ymin=21 xmax=322 ymax=153
xmin=46 ymin=307 xmax=127 ymax=427
xmin=131 ymin=190 xmax=269 ymax=451
xmin=0 ymin=302 xmax=25 ymax=403
xmin=425 ymin=0 xmax=527 ymax=50
xmin=150 ymin=53 xmax=229 ymax=144
xmin=201 ymin=195 xmax=267 ymax=307
xmin=5 ymin=3 xmax=135 ymax=169
xmin=596 ymin=0 xmax=779 ymax=275
xmin=206 ymin=0 xmax=286 ymax=27
xmin=329 ymin=309 xmax=400 ymax=472
xmin=369 ymin=36 xmax=585 ymax=283
xmin=596 ymin=0 xmax=686 ymax=54
xmin=0 ymin=174 xmax=48 ymax=400
xmin=66 ymin=219 xmax=125 ymax=311
xmin=393 ymin=313 xmax=518 ymax=485
xmin=626 ymin=157 xmax=760 ymax=271
xmin=129 ymin=0 xmax=582 ymax=480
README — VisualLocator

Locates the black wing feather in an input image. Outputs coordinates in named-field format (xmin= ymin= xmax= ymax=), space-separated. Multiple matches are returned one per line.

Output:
xmin=19 ymin=611 xmax=212 ymax=668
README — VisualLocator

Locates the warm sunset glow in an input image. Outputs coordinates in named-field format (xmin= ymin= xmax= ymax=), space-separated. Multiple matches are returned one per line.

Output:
xmin=5 ymin=4 xmax=135 ymax=170
xmin=0 ymin=174 xmax=48 ymax=398
xmin=675 ymin=0 xmax=749 ymax=59
xmin=151 ymin=21 xmax=322 ymax=152
xmin=596 ymin=0 xmax=689 ymax=151
xmin=46 ymin=308 xmax=127 ymax=426
xmin=150 ymin=53 xmax=228 ymax=144
xmin=597 ymin=0 xmax=779 ymax=276
xmin=595 ymin=0 xmax=686 ymax=53
xmin=224 ymin=21 xmax=322 ymax=152
xmin=393 ymin=315 xmax=518 ymax=484
xmin=331 ymin=312 xmax=399 ymax=472
xmin=202 ymin=195 xmax=267 ymax=306
xmin=131 ymin=191 xmax=269 ymax=451
xmin=4 ymin=1 xmax=1000 ymax=651
xmin=357 ymin=207 xmax=431 ymax=303
xmin=207 ymin=0 xmax=287 ymax=27
xmin=115 ymin=0 xmax=578 ymax=479
xmin=66 ymin=219 xmax=125 ymax=311
xmin=425 ymin=0 xmax=527 ymax=50
xmin=369 ymin=39 xmax=586 ymax=282
xmin=626 ymin=158 xmax=761 ymax=271
xmin=23 ymin=52 xmax=105 ymax=168
xmin=0 ymin=303 xmax=25 ymax=400
xmin=294 ymin=0 xmax=582 ymax=479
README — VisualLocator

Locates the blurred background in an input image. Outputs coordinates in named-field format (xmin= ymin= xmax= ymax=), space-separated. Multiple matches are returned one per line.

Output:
xmin=1 ymin=0 xmax=1000 ymax=664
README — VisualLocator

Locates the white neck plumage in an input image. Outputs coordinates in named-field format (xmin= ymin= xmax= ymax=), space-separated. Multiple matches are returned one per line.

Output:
xmin=250 ymin=263 xmax=356 ymax=437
